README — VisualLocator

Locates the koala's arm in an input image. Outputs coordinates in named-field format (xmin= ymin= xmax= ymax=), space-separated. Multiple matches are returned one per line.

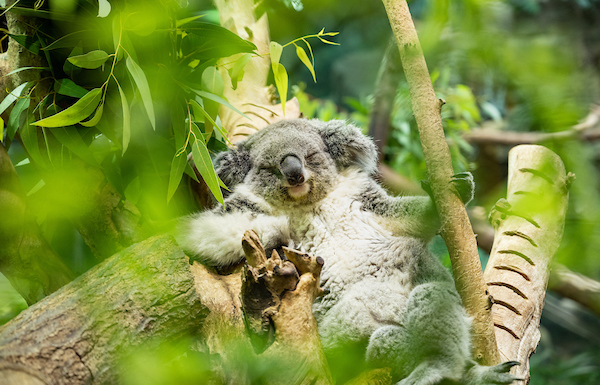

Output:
xmin=175 ymin=194 xmax=289 ymax=267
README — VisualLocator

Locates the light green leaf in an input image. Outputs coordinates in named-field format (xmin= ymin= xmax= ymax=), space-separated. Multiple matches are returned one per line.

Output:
xmin=0 ymin=82 xmax=30 ymax=116
xmin=3 ymin=66 xmax=48 ymax=77
xmin=32 ymin=88 xmax=102 ymax=127
xmin=124 ymin=177 xmax=141 ymax=204
xmin=273 ymin=63 xmax=288 ymax=115
xmin=126 ymin=56 xmax=155 ymax=130
xmin=54 ymin=79 xmax=88 ymax=98
xmin=7 ymin=97 xmax=30 ymax=140
xmin=192 ymin=89 xmax=248 ymax=119
xmin=126 ymin=11 xmax=156 ymax=36
xmin=270 ymin=41 xmax=283 ymax=65
xmin=295 ymin=44 xmax=316 ymax=82
xmin=116 ymin=82 xmax=131 ymax=155
xmin=191 ymin=137 xmax=224 ymax=205
xmin=167 ymin=151 xmax=188 ymax=203
xmin=27 ymin=179 xmax=45 ymax=197
xmin=201 ymin=66 xmax=225 ymax=96
xmin=228 ymin=53 xmax=252 ymax=90
xmin=317 ymin=36 xmax=339 ymax=45
xmin=0 ymin=117 xmax=3 ymax=143
xmin=68 ymin=50 xmax=110 ymax=69
xmin=51 ymin=127 xmax=99 ymax=166
xmin=80 ymin=102 xmax=104 ymax=127
xmin=98 ymin=0 xmax=111 ymax=17
xmin=189 ymin=99 xmax=231 ymax=145
xmin=176 ymin=15 xmax=203 ymax=28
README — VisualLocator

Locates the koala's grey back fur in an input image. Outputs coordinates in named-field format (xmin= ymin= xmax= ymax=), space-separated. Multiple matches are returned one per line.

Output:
xmin=176 ymin=119 xmax=516 ymax=385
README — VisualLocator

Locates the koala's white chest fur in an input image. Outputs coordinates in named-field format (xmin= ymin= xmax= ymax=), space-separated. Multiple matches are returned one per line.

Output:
xmin=274 ymin=170 xmax=423 ymax=348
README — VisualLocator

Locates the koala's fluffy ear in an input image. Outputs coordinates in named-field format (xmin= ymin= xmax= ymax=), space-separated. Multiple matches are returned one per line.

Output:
xmin=315 ymin=120 xmax=378 ymax=174
xmin=214 ymin=148 xmax=252 ymax=190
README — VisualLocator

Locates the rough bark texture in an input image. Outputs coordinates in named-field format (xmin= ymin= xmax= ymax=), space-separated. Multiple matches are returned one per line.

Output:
xmin=213 ymin=0 xmax=301 ymax=143
xmin=484 ymin=145 xmax=570 ymax=382
xmin=381 ymin=0 xmax=499 ymax=364
xmin=0 ymin=235 xmax=209 ymax=385
xmin=0 ymin=143 xmax=74 ymax=305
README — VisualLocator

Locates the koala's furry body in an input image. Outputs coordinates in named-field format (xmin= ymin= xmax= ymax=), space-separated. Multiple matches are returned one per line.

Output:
xmin=177 ymin=119 xmax=516 ymax=385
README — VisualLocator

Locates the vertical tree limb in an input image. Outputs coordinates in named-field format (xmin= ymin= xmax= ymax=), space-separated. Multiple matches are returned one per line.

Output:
xmin=381 ymin=0 xmax=500 ymax=364
xmin=484 ymin=145 xmax=571 ymax=382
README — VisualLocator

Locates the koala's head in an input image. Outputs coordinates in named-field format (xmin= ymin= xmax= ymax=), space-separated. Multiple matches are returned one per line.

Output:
xmin=215 ymin=119 xmax=377 ymax=208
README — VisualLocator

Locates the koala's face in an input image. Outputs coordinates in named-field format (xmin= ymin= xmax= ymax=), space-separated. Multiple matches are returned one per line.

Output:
xmin=244 ymin=123 xmax=338 ymax=208
xmin=215 ymin=119 xmax=378 ymax=209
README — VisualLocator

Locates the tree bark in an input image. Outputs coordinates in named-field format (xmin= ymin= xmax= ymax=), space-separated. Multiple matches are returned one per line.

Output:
xmin=0 ymin=235 xmax=210 ymax=385
xmin=0 ymin=143 xmax=74 ymax=305
xmin=381 ymin=0 xmax=499 ymax=365
xmin=484 ymin=145 xmax=571 ymax=382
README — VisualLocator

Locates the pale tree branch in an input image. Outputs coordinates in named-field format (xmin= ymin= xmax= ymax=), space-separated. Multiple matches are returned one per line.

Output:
xmin=381 ymin=0 xmax=500 ymax=364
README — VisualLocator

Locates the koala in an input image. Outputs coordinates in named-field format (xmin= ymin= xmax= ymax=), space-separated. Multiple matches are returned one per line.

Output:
xmin=176 ymin=119 xmax=518 ymax=385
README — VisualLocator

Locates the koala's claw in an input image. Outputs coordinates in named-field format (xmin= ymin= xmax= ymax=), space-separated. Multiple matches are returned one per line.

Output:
xmin=494 ymin=361 xmax=520 ymax=373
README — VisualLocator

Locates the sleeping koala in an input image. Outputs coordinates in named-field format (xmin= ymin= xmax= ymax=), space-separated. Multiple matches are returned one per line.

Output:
xmin=176 ymin=119 xmax=517 ymax=385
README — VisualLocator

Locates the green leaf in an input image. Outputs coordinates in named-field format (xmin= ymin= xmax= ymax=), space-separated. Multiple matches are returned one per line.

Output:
xmin=43 ymin=31 xmax=88 ymax=50
xmin=201 ymin=66 xmax=225 ymax=96
xmin=3 ymin=66 xmax=48 ymax=77
xmin=192 ymin=89 xmax=248 ymax=119
xmin=125 ymin=11 xmax=156 ymax=36
xmin=191 ymin=137 xmax=224 ymax=205
xmin=176 ymin=15 xmax=203 ymax=28
xmin=63 ymin=45 xmax=83 ymax=78
xmin=273 ymin=63 xmax=288 ymax=115
xmin=67 ymin=50 xmax=110 ymax=69
xmin=180 ymin=22 xmax=257 ymax=60
xmin=51 ymin=127 xmax=99 ymax=166
xmin=124 ymin=177 xmax=142 ymax=204
xmin=317 ymin=36 xmax=339 ymax=45
xmin=54 ymin=79 xmax=88 ymax=98
xmin=116 ymin=81 xmax=131 ymax=155
xmin=80 ymin=103 xmax=104 ymax=127
xmin=20 ymin=115 xmax=44 ymax=166
xmin=32 ymin=88 xmax=102 ymax=127
xmin=98 ymin=0 xmax=111 ymax=17
xmin=0 ymin=117 xmax=4 ymax=143
xmin=228 ymin=53 xmax=252 ymax=90
xmin=189 ymin=99 xmax=230 ymax=145
xmin=26 ymin=179 xmax=45 ymax=197
xmin=167 ymin=151 xmax=188 ymax=203
xmin=295 ymin=44 xmax=316 ymax=82
xmin=270 ymin=41 xmax=283 ymax=65
xmin=0 ymin=82 xmax=30 ymax=116
xmin=125 ymin=56 xmax=155 ymax=130
xmin=8 ymin=34 xmax=41 ymax=55
xmin=7 ymin=97 xmax=30 ymax=140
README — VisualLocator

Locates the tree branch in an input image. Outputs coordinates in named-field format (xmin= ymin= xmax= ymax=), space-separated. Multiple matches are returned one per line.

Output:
xmin=381 ymin=0 xmax=499 ymax=364
xmin=483 ymin=145 xmax=571 ymax=381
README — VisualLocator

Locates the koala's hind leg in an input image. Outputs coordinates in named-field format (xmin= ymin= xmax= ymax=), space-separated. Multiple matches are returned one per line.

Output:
xmin=366 ymin=282 xmax=471 ymax=385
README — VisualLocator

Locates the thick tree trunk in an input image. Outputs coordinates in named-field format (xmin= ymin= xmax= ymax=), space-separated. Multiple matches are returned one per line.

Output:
xmin=0 ymin=235 xmax=210 ymax=385
xmin=381 ymin=0 xmax=499 ymax=365
xmin=484 ymin=145 xmax=571 ymax=383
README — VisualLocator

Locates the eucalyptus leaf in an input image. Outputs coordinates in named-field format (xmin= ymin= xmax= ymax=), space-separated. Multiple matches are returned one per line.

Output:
xmin=0 ymin=117 xmax=4 ymax=143
xmin=80 ymin=103 xmax=104 ymax=127
xmin=126 ymin=56 xmax=155 ymax=130
xmin=167 ymin=151 xmax=188 ymax=203
xmin=68 ymin=50 xmax=110 ymax=69
xmin=192 ymin=89 xmax=248 ymax=119
xmin=32 ymin=88 xmax=102 ymax=127
xmin=295 ymin=44 xmax=316 ymax=82
xmin=8 ymin=34 xmax=41 ymax=55
xmin=180 ymin=22 xmax=256 ymax=60
xmin=54 ymin=79 xmax=88 ymax=98
xmin=201 ymin=66 xmax=225 ymax=96
xmin=3 ymin=66 xmax=49 ymax=77
xmin=191 ymin=138 xmax=224 ymax=205
xmin=189 ymin=99 xmax=230 ymax=145
xmin=116 ymin=82 xmax=131 ymax=155
xmin=7 ymin=97 xmax=30 ymax=140
xmin=228 ymin=53 xmax=252 ymax=90
xmin=43 ymin=31 xmax=88 ymax=50
xmin=0 ymin=82 xmax=30 ymax=116
xmin=273 ymin=63 xmax=288 ymax=115
xmin=51 ymin=127 xmax=99 ymax=166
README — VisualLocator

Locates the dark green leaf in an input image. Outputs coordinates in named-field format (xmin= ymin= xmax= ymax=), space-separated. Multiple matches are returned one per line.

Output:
xmin=20 ymin=115 xmax=44 ymax=166
xmin=126 ymin=56 xmax=155 ymax=130
xmin=51 ymin=126 xmax=99 ymax=166
xmin=191 ymin=137 xmax=224 ymax=205
xmin=189 ymin=99 xmax=230 ymax=145
xmin=167 ymin=151 xmax=188 ymax=203
xmin=116 ymin=81 xmax=131 ymax=154
xmin=43 ymin=31 xmax=88 ymax=50
xmin=201 ymin=66 xmax=225 ymax=96
xmin=180 ymin=22 xmax=256 ymax=60
xmin=8 ymin=34 xmax=41 ymax=55
xmin=68 ymin=50 xmax=110 ymax=69
xmin=80 ymin=103 xmax=104 ymax=127
xmin=54 ymin=79 xmax=88 ymax=98
xmin=192 ymin=89 xmax=248 ymax=119
xmin=63 ymin=45 xmax=83 ymax=77
xmin=7 ymin=97 xmax=30 ymax=140
xmin=32 ymin=88 xmax=103 ymax=127
xmin=3 ymin=66 xmax=49 ymax=77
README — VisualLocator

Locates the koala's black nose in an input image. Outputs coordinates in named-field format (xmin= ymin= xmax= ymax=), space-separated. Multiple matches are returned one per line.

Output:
xmin=280 ymin=155 xmax=305 ymax=186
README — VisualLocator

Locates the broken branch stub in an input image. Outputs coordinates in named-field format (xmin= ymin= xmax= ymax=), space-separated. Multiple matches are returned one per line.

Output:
xmin=484 ymin=145 xmax=572 ymax=382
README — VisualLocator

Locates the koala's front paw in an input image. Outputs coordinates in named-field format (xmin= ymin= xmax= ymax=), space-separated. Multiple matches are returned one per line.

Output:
xmin=451 ymin=172 xmax=475 ymax=205
xmin=462 ymin=361 xmax=521 ymax=385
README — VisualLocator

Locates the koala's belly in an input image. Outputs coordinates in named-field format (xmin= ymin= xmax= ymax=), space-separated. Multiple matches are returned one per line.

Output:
xmin=290 ymin=201 xmax=423 ymax=341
